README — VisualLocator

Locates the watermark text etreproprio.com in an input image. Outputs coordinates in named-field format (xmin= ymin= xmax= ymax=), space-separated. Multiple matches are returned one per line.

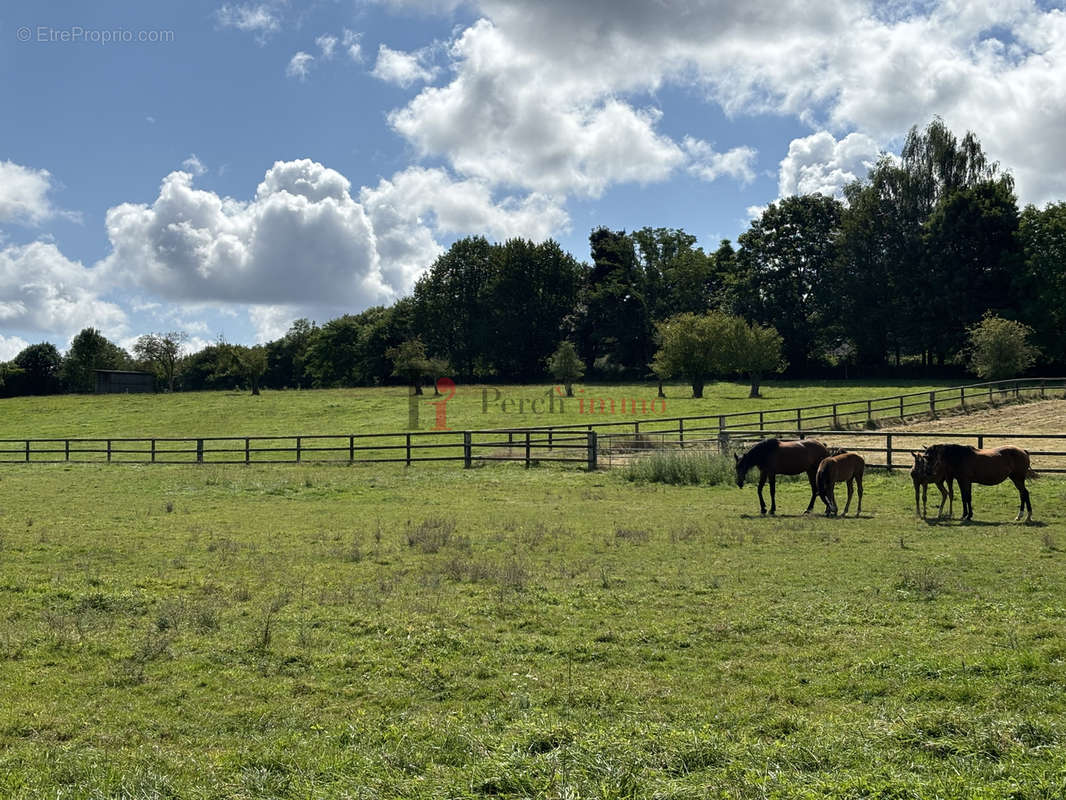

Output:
xmin=16 ymin=25 xmax=175 ymax=44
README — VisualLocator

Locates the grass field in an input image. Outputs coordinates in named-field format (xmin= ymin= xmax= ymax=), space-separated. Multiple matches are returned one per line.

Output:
xmin=1 ymin=457 xmax=1064 ymax=798
xmin=0 ymin=379 xmax=965 ymax=439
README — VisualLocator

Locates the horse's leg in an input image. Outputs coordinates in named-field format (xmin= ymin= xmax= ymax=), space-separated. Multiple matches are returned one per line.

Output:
xmin=935 ymin=481 xmax=948 ymax=518
xmin=804 ymin=467 xmax=817 ymax=514
xmin=824 ymin=479 xmax=836 ymax=516
xmin=960 ymin=479 xmax=973 ymax=521
xmin=768 ymin=472 xmax=777 ymax=516
xmin=842 ymin=478 xmax=853 ymax=516
xmin=855 ymin=473 xmax=863 ymax=516
xmin=920 ymin=482 xmax=927 ymax=519
xmin=1012 ymin=475 xmax=1031 ymax=522
xmin=913 ymin=480 xmax=921 ymax=517
xmin=756 ymin=470 xmax=767 ymax=515
xmin=948 ymin=479 xmax=954 ymax=518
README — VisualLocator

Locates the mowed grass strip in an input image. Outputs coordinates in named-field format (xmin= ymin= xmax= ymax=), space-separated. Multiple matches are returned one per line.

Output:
xmin=0 ymin=379 xmax=963 ymax=439
xmin=0 ymin=461 xmax=1063 ymax=798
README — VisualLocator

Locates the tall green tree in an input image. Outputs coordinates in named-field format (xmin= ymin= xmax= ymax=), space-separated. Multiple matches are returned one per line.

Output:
xmin=920 ymin=180 xmax=1021 ymax=364
xmin=730 ymin=195 xmax=843 ymax=373
xmin=264 ymin=318 xmax=316 ymax=389
xmin=578 ymin=228 xmax=652 ymax=375
xmin=483 ymin=238 xmax=582 ymax=380
xmin=651 ymin=311 xmax=739 ymax=398
xmin=133 ymin=332 xmax=187 ymax=392
xmin=632 ymin=227 xmax=714 ymax=319
xmin=10 ymin=343 xmax=62 ymax=395
xmin=61 ymin=328 xmax=130 ymax=393
xmin=1016 ymin=202 xmax=1066 ymax=366
xmin=413 ymin=236 xmax=493 ymax=378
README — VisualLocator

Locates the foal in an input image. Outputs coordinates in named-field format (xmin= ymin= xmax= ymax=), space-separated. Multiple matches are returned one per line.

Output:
xmin=909 ymin=450 xmax=953 ymax=519
xmin=816 ymin=451 xmax=865 ymax=517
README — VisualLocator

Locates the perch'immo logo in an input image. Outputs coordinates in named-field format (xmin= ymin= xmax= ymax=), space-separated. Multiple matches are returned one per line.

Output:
xmin=407 ymin=378 xmax=456 ymax=431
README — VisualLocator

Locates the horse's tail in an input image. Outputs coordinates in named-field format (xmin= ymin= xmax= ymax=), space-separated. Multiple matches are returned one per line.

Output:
xmin=1026 ymin=467 xmax=1039 ymax=481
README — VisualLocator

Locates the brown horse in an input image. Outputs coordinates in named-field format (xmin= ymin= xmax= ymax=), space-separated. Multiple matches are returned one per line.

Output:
xmin=734 ymin=438 xmax=829 ymax=515
xmin=816 ymin=451 xmax=864 ymax=516
xmin=924 ymin=443 xmax=1035 ymax=521
xmin=910 ymin=450 xmax=953 ymax=519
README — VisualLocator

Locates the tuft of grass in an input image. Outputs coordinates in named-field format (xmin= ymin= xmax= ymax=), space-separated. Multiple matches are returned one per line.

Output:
xmin=623 ymin=450 xmax=734 ymax=485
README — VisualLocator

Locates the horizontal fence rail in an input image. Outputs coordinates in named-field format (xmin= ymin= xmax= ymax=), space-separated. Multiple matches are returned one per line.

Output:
xmin=599 ymin=428 xmax=1066 ymax=474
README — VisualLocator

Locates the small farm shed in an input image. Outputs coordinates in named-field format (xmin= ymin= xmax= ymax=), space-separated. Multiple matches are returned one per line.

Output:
xmin=94 ymin=369 xmax=156 ymax=394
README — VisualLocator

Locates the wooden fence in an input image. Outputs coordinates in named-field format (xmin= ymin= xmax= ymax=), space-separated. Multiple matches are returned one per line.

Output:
xmin=0 ymin=429 xmax=599 ymax=470
xmin=2 ymin=378 xmax=1063 ymax=472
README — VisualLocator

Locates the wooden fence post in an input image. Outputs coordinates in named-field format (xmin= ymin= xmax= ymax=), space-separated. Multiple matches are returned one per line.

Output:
xmin=65 ymin=440 xmax=70 ymax=462
xmin=463 ymin=431 xmax=472 ymax=469
xmin=107 ymin=440 xmax=112 ymax=463
xmin=886 ymin=434 xmax=893 ymax=471
xmin=796 ymin=408 xmax=802 ymax=431
xmin=899 ymin=395 xmax=904 ymax=420
xmin=349 ymin=435 xmax=355 ymax=463
xmin=866 ymin=400 xmax=872 ymax=426
xmin=245 ymin=437 xmax=250 ymax=464
xmin=196 ymin=439 xmax=204 ymax=463
xmin=151 ymin=439 xmax=156 ymax=463
xmin=977 ymin=435 xmax=984 ymax=449
xmin=587 ymin=431 xmax=597 ymax=471
xmin=24 ymin=440 xmax=29 ymax=463
xmin=524 ymin=431 xmax=531 ymax=468
xmin=405 ymin=433 xmax=411 ymax=466
xmin=679 ymin=418 xmax=685 ymax=449
xmin=295 ymin=436 xmax=302 ymax=463
xmin=929 ymin=392 xmax=936 ymax=416
xmin=832 ymin=404 xmax=838 ymax=427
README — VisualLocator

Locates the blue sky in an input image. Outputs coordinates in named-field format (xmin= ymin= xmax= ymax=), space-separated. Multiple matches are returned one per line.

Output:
xmin=3 ymin=0 xmax=1066 ymax=358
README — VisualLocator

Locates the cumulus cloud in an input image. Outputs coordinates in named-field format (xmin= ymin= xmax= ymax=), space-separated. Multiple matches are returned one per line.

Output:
xmin=0 ymin=161 xmax=61 ymax=226
xmin=777 ymin=131 xmax=881 ymax=199
xmin=101 ymin=160 xmax=394 ymax=311
xmin=286 ymin=51 xmax=314 ymax=80
xmin=0 ymin=334 xmax=30 ymax=361
xmin=360 ymin=166 xmax=569 ymax=290
xmin=0 ymin=242 xmax=127 ymax=340
xmin=683 ymin=138 xmax=758 ymax=185
xmin=371 ymin=44 xmax=439 ymax=87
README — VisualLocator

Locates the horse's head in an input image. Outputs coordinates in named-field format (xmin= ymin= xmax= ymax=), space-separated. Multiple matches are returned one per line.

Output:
xmin=734 ymin=452 xmax=746 ymax=487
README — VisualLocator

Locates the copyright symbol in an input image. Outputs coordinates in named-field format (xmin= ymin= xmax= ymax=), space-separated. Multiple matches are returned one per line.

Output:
xmin=16 ymin=26 xmax=31 ymax=42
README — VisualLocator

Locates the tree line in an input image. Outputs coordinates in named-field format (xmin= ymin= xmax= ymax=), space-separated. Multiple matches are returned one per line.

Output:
xmin=2 ymin=119 xmax=1063 ymax=399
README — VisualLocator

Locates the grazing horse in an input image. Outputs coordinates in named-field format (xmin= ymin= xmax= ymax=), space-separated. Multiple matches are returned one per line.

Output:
xmin=910 ymin=450 xmax=953 ymax=519
xmin=925 ymin=443 xmax=1035 ymax=521
xmin=734 ymin=438 xmax=829 ymax=515
xmin=817 ymin=451 xmax=865 ymax=516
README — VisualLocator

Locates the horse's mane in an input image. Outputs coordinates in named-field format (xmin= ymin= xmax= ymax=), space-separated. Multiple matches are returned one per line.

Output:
xmin=736 ymin=438 xmax=780 ymax=474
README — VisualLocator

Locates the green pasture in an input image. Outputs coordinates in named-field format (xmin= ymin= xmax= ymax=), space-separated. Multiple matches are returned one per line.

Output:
xmin=1 ymin=459 xmax=1064 ymax=798
xmin=0 ymin=379 xmax=963 ymax=440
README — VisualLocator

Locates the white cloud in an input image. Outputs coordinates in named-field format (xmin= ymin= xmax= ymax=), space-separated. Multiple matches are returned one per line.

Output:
xmin=343 ymin=29 xmax=364 ymax=62
xmin=380 ymin=1 xmax=1066 ymax=207
xmin=360 ymin=165 xmax=569 ymax=290
xmin=683 ymin=138 xmax=758 ymax=185
xmin=371 ymin=44 xmax=438 ymax=87
xmin=0 ymin=242 xmax=127 ymax=340
xmin=286 ymin=51 xmax=314 ymax=80
xmin=100 ymin=160 xmax=393 ymax=310
xmin=181 ymin=154 xmax=208 ymax=177
xmin=0 ymin=161 xmax=60 ymax=226
xmin=316 ymin=34 xmax=338 ymax=59
xmin=0 ymin=334 xmax=30 ymax=361
xmin=215 ymin=3 xmax=280 ymax=41
xmin=777 ymin=131 xmax=881 ymax=199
